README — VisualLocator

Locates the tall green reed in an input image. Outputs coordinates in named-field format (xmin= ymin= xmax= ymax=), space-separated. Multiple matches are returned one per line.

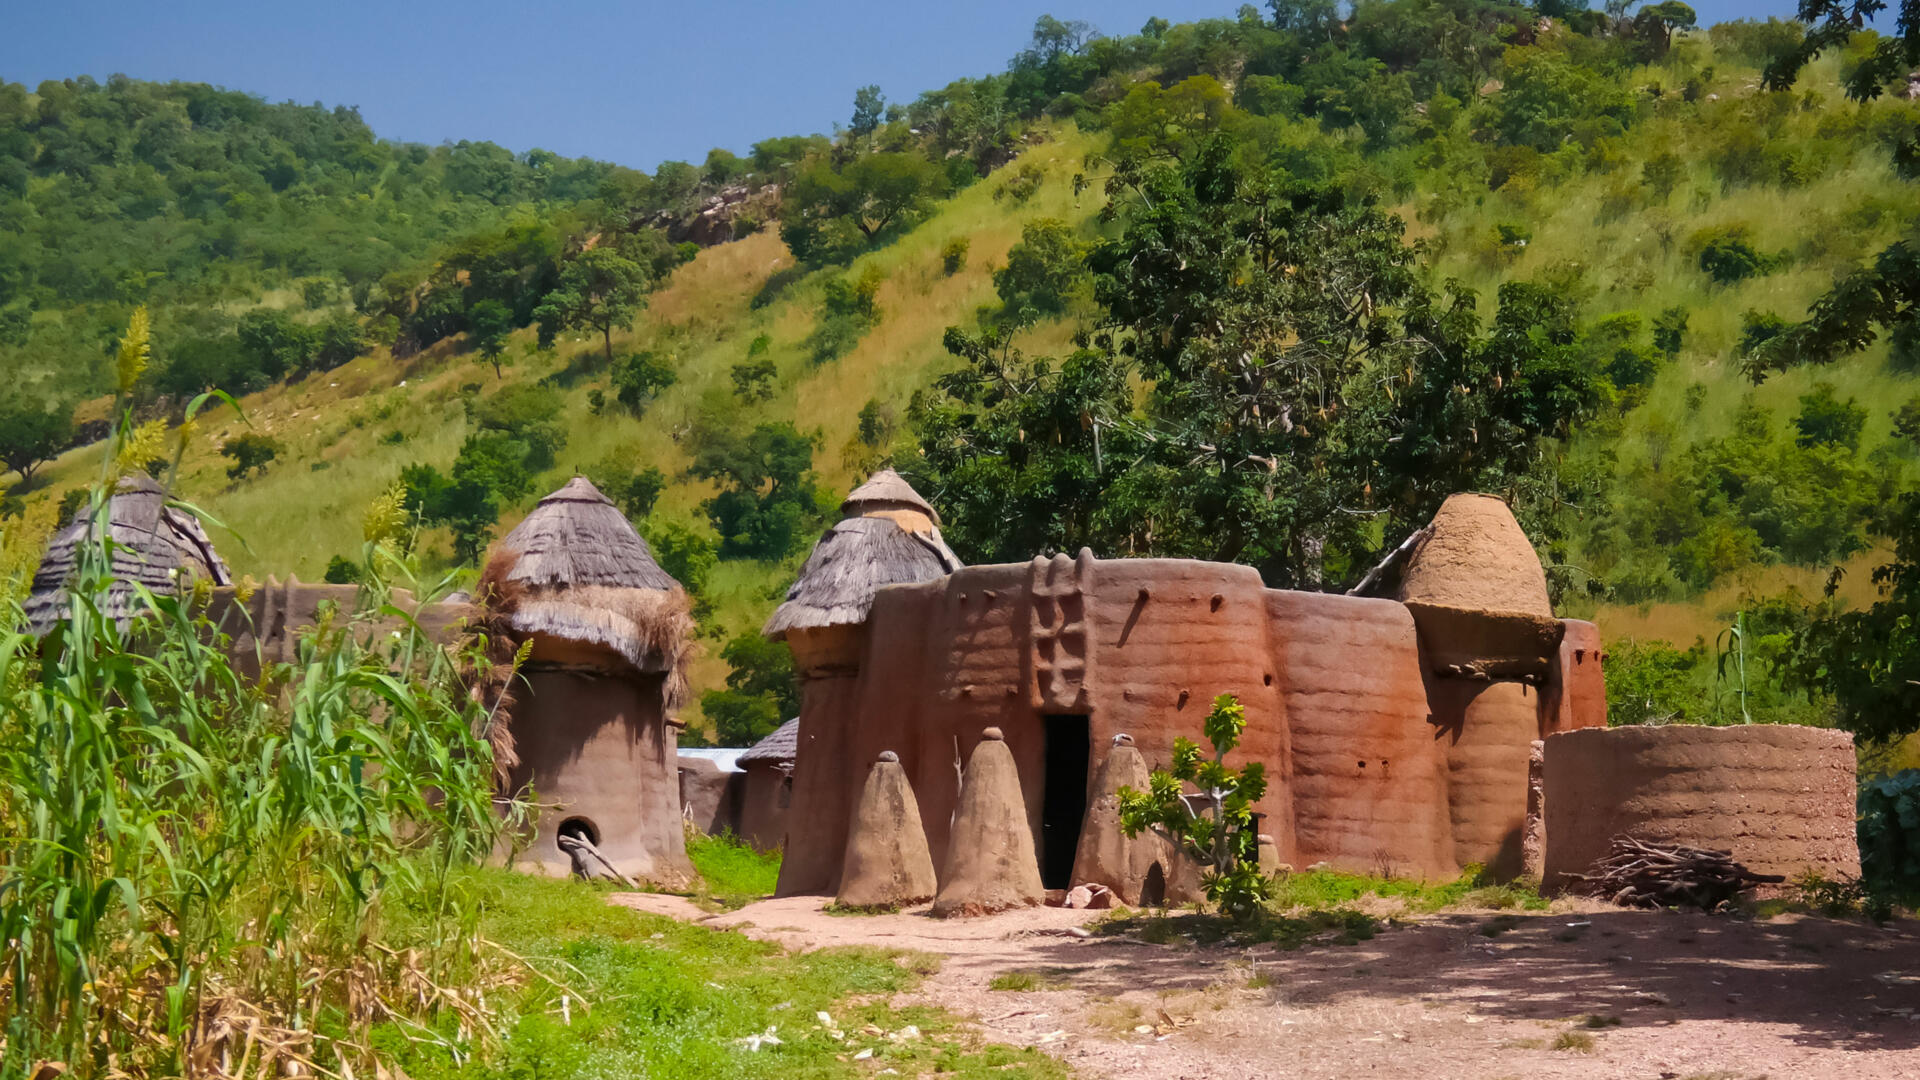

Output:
xmin=0 ymin=311 xmax=518 ymax=1077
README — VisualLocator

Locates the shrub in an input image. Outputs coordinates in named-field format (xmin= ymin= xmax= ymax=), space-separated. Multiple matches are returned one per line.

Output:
xmin=1118 ymin=693 xmax=1272 ymax=920
xmin=1859 ymin=770 xmax=1920 ymax=901
xmin=1694 ymin=226 xmax=1779 ymax=284
xmin=322 ymin=554 xmax=360 ymax=583
xmin=221 ymin=431 xmax=282 ymax=479
xmin=941 ymin=236 xmax=971 ymax=275
xmin=611 ymin=350 xmax=677 ymax=414
xmin=1794 ymin=382 xmax=1866 ymax=450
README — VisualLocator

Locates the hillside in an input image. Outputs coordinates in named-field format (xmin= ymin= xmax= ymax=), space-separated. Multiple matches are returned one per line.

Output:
xmin=7 ymin=4 xmax=1920 ymax=742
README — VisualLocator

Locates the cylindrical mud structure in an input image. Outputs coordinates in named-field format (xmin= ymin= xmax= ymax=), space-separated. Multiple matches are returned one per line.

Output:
xmin=1544 ymin=619 xmax=1608 ymax=735
xmin=773 ymin=624 xmax=868 ymax=896
xmin=508 ymin=669 xmax=689 ymax=883
xmin=1270 ymin=590 xmax=1455 ymax=880
xmin=1432 ymin=678 xmax=1542 ymax=880
xmin=1541 ymin=725 xmax=1860 ymax=894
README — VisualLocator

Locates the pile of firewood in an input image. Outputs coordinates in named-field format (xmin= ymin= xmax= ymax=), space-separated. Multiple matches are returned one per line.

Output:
xmin=1562 ymin=835 xmax=1784 ymax=911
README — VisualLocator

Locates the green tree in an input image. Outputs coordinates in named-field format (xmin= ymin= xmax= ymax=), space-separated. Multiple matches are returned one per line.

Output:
xmin=468 ymin=298 xmax=515 ymax=378
xmin=0 ymin=401 xmax=73 ymax=487
xmin=470 ymin=384 xmax=567 ymax=470
xmin=1794 ymin=382 xmax=1867 ymax=450
xmin=698 ymin=632 xmax=801 ymax=745
xmin=993 ymin=218 xmax=1088 ymax=326
xmin=850 ymin=85 xmax=887 ymax=138
xmin=235 ymin=309 xmax=315 ymax=382
xmin=611 ymin=350 xmax=676 ymax=414
xmin=1117 ymin=693 xmax=1272 ymax=920
xmin=585 ymin=456 xmax=666 ymax=519
xmin=220 ymin=432 xmax=282 ymax=480
xmin=689 ymin=421 xmax=822 ymax=560
xmin=534 ymin=248 xmax=650 ymax=364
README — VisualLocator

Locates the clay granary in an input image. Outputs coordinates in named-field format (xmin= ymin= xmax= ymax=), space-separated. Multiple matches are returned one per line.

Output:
xmin=776 ymin=492 xmax=1619 ymax=897
xmin=479 ymin=476 xmax=696 ymax=885
xmin=763 ymin=468 xmax=962 ymax=893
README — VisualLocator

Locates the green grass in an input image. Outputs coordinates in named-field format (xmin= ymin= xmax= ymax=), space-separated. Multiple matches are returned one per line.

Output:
xmin=1271 ymin=867 xmax=1548 ymax=914
xmin=688 ymin=831 xmax=782 ymax=910
xmin=376 ymin=868 xmax=1069 ymax=1080
xmin=988 ymin=968 xmax=1076 ymax=992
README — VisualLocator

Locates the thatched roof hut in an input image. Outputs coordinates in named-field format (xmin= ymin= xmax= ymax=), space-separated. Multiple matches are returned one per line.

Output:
xmin=740 ymin=717 xmax=800 ymax=767
xmin=479 ymin=476 xmax=692 ymax=685
xmin=24 ymin=476 xmax=229 ymax=635
xmin=841 ymin=468 xmax=940 ymax=523
xmin=764 ymin=471 xmax=961 ymax=641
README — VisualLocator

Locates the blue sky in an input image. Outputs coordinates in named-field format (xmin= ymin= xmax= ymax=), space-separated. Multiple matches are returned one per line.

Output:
xmin=3 ymin=1 xmax=1806 ymax=171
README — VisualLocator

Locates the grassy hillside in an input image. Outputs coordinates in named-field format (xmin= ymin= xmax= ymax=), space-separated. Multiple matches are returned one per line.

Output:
xmin=9 ymin=5 xmax=1920 ymax=741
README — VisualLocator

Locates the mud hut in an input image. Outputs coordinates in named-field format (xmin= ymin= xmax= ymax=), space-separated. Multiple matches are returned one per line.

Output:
xmin=1399 ymin=493 xmax=1565 ymax=879
xmin=25 ymin=475 xmax=229 ymax=635
xmin=767 ymin=469 xmax=961 ymax=895
xmin=480 ymin=476 xmax=695 ymax=885
xmin=735 ymin=717 xmax=799 ymax=850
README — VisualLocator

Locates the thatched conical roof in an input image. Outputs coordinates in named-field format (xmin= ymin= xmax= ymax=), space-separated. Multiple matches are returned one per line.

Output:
xmin=763 ymin=508 xmax=961 ymax=640
xmin=479 ymin=477 xmax=691 ymax=681
xmin=841 ymin=468 xmax=940 ymax=523
xmin=24 ymin=476 xmax=229 ymax=635
xmin=493 ymin=476 xmax=678 ymax=591
xmin=738 ymin=717 xmax=799 ymax=766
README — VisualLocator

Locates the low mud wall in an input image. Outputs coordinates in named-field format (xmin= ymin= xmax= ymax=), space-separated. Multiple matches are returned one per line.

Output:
xmin=1541 ymin=725 xmax=1859 ymax=894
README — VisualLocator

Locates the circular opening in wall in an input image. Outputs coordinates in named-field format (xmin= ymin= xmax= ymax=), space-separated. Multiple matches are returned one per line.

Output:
xmin=558 ymin=817 xmax=601 ymax=848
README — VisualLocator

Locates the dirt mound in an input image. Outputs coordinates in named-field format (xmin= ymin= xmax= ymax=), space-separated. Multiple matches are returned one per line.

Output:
xmin=838 ymin=751 xmax=939 ymax=909
xmin=932 ymin=728 xmax=1044 ymax=918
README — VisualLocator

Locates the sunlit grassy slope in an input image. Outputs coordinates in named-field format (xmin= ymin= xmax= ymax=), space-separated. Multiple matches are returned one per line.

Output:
xmin=24 ymin=125 xmax=1106 ymax=730
xmin=23 ymin=45 xmax=1920 ymax=721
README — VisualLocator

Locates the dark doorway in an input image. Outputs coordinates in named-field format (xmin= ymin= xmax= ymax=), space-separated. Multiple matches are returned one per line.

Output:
xmin=1040 ymin=714 xmax=1091 ymax=888
xmin=1141 ymin=862 xmax=1167 ymax=907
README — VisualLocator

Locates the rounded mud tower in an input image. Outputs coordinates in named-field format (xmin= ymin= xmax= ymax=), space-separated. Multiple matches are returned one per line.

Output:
xmin=1270 ymin=591 xmax=1456 ymax=881
xmin=1400 ymin=493 xmax=1562 ymax=681
xmin=1541 ymin=725 xmax=1860 ymax=894
xmin=1433 ymin=679 xmax=1542 ymax=881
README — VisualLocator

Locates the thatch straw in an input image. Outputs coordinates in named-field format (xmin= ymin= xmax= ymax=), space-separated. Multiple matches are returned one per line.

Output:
xmin=763 ymin=516 xmax=961 ymax=639
xmin=841 ymin=467 xmax=941 ymax=523
xmin=472 ymin=477 xmax=695 ymax=756
xmin=492 ymin=476 xmax=679 ymax=591
xmin=24 ymin=475 xmax=229 ymax=635
xmin=738 ymin=717 xmax=799 ymax=766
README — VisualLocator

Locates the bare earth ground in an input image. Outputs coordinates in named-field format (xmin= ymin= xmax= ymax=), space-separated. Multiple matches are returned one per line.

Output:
xmin=612 ymin=892 xmax=1920 ymax=1079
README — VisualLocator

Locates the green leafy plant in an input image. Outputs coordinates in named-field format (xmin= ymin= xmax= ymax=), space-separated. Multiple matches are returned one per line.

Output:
xmin=1117 ymin=693 xmax=1271 ymax=920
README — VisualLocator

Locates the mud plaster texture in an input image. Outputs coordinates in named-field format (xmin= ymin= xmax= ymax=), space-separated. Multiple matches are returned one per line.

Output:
xmin=1542 ymin=724 xmax=1861 ymax=895
xmin=617 ymin=891 xmax=1920 ymax=1080
xmin=504 ymin=666 xmax=692 ymax=887
xmin=838 ymin=755 xmax=939 ymax=909
xmin=676 ymin=756 xmax=741 ymax=837
xmin=1432 ymin=678 xmax=1541 ymax=880
xmin=1544 ymin=619 xmax=1608 ymax=734
xmin=1400 ymin=494 xmax=1563 ymax=681
xmin=1273 ymin=590 xmax=1455 ymax=880
xmin=933 ymin=733 xmax=1045 ymax=918
xmin=1069 ymin=741 xmax=1193 ymax=905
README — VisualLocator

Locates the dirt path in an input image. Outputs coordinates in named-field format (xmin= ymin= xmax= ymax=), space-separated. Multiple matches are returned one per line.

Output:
xmin=613 ymin=892 xmax=1920 ymax=1078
